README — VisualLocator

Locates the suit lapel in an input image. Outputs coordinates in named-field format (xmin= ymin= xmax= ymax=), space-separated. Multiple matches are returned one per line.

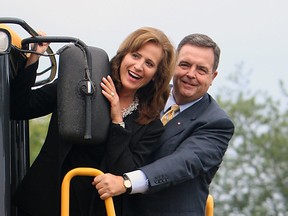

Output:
xmin=160 ymin=94 xmax=210 ymax=143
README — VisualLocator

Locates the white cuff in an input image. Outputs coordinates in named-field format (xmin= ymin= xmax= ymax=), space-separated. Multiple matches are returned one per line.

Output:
xmin=125 ymin=170 xmax=148 ymax=194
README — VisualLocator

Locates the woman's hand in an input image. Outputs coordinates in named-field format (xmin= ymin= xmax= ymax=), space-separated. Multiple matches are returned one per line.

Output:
xmin=92 ymin=173 xmax=126 ymax=200
xmin=101 ymin=75 xmax=123 ymax=123
xmin=25 ymin=31 xmax=50 ymax=68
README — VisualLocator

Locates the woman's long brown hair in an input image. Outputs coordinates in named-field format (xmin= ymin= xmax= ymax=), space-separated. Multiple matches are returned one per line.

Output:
xmin=110 ymin=27 xmax=175 ymax=124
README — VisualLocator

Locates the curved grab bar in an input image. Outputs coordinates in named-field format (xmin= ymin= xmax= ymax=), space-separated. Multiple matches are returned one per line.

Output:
xmin=61 ymin=167 xmax=116 ymax=216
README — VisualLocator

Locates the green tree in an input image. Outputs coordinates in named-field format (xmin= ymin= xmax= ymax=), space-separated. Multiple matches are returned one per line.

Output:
xmin=29 ymin=115 xmax=51 ymax=164
xmin=210 ymin=65 xmax=288 ymax=216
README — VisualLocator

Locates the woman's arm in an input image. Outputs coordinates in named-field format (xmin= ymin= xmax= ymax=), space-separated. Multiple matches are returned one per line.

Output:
xmin=25 ymin=31 xmax=49 ymax=68
xmin=103 ymin=118 xmax=164 ymax=175
xmin=10 ymin=31 xmax=56 ymax=119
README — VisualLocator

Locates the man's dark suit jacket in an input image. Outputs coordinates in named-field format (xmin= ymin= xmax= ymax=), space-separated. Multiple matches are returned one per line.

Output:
xmin=129 ymin=93 xmax=235 ymax=216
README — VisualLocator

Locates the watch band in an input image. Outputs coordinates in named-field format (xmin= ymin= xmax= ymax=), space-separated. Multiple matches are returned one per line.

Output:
xmin=123 ymin=174 xmax=132 ymax=194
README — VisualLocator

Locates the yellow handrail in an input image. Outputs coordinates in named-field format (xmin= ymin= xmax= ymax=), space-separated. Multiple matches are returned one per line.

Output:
xmin=205 ymin=194 xmax=214 ymax=216
xmin=62 ymin=167 xmax=213 ymax=216
xmin=61 ymin=167 xmax=116 ymax=216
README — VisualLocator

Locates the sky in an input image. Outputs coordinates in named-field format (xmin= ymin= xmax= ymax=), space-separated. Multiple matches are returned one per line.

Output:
xmin=2 ymin=0 xmax=287 ymax=103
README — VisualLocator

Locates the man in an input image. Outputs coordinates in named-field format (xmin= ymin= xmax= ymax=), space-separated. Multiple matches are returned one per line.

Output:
xmin=93 ymin=33 xmax=235 ymax=215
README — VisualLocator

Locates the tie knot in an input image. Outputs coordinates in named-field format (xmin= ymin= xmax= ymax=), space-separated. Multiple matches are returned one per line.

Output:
xmin=161 ymin=104 xmax=180 ymax=126
xmin=171 ymin=104 xmax=179 ymax=112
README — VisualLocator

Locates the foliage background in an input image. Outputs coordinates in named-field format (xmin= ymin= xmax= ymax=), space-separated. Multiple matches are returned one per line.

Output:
xmin=210 ymin=69 xmax=288 ymax=215
xmin=29 ymin=115 xmax=50 ymax=164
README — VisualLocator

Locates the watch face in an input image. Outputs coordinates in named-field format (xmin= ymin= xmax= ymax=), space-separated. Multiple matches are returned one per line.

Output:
xmin=124 ymin=179 xmax=132 ymax=188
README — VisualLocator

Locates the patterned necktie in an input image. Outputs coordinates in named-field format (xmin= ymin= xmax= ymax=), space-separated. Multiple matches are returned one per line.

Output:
xmin=161 ymin=104 xmax=180 ymax=126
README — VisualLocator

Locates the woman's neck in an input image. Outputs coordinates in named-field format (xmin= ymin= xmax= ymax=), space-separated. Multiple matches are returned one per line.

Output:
xmin=118 ymin=90 xmax=136 ymax=110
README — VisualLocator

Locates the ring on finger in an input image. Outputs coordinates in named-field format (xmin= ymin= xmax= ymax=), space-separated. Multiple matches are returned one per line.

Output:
xmin=110 ymin=92 xmax=115 ymax=96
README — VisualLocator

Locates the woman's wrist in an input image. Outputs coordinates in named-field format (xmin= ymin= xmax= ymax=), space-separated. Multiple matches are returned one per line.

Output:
xmin=25 ymin=55 xmax=40 ymax=68
xmin=112 ymin=121 xmax=125 ymax=128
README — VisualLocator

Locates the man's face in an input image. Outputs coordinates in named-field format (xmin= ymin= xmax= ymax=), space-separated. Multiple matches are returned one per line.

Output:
xmin=172 ymin=44 xmax=218 ymax=105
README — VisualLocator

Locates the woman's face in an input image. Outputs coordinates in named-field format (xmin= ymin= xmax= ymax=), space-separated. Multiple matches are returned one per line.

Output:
xmin=119 ymin=42 xmax=163 ymax=95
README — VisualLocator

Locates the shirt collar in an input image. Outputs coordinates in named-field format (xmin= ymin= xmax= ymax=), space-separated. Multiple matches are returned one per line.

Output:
xmin=163 ymin=87 xmax=203 ymax=114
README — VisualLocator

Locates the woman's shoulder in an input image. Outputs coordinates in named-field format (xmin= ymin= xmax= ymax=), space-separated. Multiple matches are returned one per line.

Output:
xmin=125 ymin=112 xmax=163 ymax=132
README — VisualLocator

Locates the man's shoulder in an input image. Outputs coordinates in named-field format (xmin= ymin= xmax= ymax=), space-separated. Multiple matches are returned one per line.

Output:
xmin=185 ymin=93 xmax=231 ymax=120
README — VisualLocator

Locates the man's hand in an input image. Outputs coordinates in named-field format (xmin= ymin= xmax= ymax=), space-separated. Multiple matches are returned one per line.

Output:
xmin=92 ymin=173 xmax=126 ymax=200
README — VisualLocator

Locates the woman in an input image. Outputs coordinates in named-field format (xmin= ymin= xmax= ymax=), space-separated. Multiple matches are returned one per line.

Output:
xmin=90 ymin=27 xmax=175 ymax=215
xmin=11 ymin=27 xmax=175 ymax=216
xmin=101 ymin=27 xmax=175 ymax=174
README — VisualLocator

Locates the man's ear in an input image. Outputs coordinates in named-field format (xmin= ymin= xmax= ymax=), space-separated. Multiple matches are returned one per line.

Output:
xmin=212 ymin=71 xmax=218 ymax=80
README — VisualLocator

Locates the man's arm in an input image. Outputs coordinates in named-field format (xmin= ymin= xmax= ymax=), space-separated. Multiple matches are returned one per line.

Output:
xmin=140 ymin=116 xmax=234 ymax=193
xmin=93 ymin=114 xmax=234 ymax=198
